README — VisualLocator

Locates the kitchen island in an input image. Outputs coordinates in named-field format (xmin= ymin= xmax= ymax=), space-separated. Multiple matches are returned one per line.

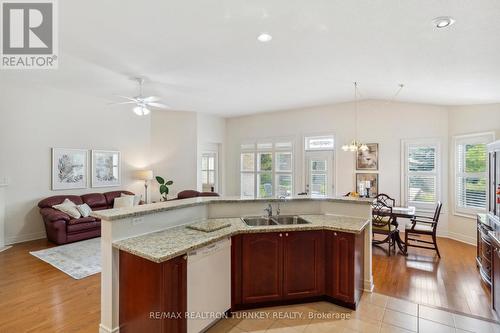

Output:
xmin=93 ymin=196 xmax=373 ymax=333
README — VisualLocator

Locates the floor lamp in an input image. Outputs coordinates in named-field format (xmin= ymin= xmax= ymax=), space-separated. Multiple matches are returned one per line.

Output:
xmin=135 ymin=170 xmax=153 ymax=204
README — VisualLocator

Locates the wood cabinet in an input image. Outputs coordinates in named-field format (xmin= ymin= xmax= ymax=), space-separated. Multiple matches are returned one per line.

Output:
xmin=325 ymin=230 xmax=364 ymax=307
xmin=241 ymin=232 xmax=283 ymax=304
xmin=283 ymin=231 xmax=325 ymax=299
xmin=119 ymin=251 xmax=187 ymax=333
xmin=232 ymin=230 xmax=363 ymax=310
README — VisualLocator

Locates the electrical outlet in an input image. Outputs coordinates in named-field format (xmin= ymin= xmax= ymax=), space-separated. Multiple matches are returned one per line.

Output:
xmin=131 ymin=217 xmax=144 ymax=226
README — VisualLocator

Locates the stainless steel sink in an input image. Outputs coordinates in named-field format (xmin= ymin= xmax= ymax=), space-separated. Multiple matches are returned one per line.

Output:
xmin=273 ymin=215 xmax=310 ymax=225
xmin=242 ymin=217 xmax=279 ymax=226
xmin=242 ymin=215 xmax=310 ymax=226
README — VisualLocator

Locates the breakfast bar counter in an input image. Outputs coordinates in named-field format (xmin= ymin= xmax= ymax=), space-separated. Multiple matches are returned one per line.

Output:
xmin=96 ymin=196 xmax=374 ymax=333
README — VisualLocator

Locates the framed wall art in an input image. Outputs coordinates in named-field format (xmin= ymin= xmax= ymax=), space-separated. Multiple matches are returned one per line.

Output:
xmin=52 ymin=148 xmax=88 ymax=190
xmin=91 ymin=150 xmax=121 ymax=187
xmin=355 ymin=173 xmax=379 ymax=197
xmin=356 ymin=143 xmax=379 ymax=171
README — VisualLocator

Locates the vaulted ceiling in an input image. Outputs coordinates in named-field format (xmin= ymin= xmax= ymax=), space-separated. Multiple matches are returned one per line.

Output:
xmin=2 ymin=0 xmax=500 ymax=116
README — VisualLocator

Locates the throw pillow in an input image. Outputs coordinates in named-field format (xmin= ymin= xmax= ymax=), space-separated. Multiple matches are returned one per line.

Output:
xmin=121 ymin=193 xmax=141 ymax=206
xmin=114 ymin=196 xmax=135 ymax=209
xmin=52 ymin=199 xmax=81 ymax=219
xmin=76 ymin=203 xmax=93 ymax=217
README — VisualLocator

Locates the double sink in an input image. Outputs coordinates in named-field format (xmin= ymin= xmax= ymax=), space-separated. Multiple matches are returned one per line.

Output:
xmin=242 ymin=215 xmax=310 ymax=227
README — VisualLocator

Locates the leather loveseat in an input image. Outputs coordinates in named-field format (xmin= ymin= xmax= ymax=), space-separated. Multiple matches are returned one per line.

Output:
xmin=38 ymin=190 xmax=135 ymax=245
xmin=176 ymin=190 xmax=220 ymax=200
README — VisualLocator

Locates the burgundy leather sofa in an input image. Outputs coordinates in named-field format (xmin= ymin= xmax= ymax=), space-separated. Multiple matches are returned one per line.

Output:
xmin=176 ymin=190 xmax=220 ymax=200
xmin=38 ymin=190 xmax=135 ymax=245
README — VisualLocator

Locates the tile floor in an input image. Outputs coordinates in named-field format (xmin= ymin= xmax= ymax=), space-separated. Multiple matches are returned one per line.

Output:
xmin=206 ymin=293 xmax=500 ymax=333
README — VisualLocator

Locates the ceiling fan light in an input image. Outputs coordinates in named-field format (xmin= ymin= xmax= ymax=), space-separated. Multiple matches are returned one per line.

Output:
xmin=133 ymin=106 xmax=150 ymax=116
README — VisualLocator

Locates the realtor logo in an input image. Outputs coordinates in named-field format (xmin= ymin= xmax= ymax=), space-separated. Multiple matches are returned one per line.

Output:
xmin=1 ymin=0 xmax=58 ymax=69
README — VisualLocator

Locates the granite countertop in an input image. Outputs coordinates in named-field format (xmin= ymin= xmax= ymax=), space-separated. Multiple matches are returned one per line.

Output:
xmin=113 ymin=214 xmax=370 ymax=263
xmin=92 ymin=196 xmax=374 ymax=221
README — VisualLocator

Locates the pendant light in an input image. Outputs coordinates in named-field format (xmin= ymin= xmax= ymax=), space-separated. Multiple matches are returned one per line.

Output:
xmin=342 ymin=82 xmax=369 ymax=152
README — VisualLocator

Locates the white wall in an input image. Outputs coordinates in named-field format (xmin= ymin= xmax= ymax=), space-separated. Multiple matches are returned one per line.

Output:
xmin=0 ymin=81 xmax=151 ymax=244
xmin=447 ymin=104 xmax=500 ymax=244
xmin=225 ymin=100 xmax=450 ymax=235
xmin=196 ymin=113 xmax=226 ymax=194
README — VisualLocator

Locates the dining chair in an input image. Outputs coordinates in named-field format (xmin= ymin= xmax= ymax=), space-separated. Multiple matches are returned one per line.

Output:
xmin=375 ymin=193 xmax=395 ymax=207
xmin=404 ymin=201 xmax=443 ymax=258
xmin=372 ymin=200 xmax=397 ymax=256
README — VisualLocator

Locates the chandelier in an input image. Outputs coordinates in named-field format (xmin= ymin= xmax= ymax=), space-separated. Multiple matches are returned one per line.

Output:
xmin=342 ymin=82 xmax=368 ymax=152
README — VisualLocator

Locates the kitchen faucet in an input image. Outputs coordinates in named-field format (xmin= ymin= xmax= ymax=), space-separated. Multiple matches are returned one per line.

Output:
xmin=264 ymin=204 xmax=273 ymax=218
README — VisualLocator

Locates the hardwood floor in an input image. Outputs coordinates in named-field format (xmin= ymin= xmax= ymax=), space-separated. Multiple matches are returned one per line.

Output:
xmin=0 ymin=239 xmax=100 ymax=333
xmin=0 ymin=236 xmax=495 ymax=332
xmin=373 ymin=236 xmax=497 ymax=321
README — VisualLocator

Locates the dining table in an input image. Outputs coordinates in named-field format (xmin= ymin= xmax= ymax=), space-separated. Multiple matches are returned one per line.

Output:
xmin=376 ymin=205 xmax=416 ymax=255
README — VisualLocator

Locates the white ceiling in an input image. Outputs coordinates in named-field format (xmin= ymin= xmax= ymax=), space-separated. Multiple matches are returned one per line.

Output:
xmin=2 ymin=0 xmax=500 ymax=116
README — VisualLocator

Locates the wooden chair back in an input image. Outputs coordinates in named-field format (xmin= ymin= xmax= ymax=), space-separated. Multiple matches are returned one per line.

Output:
xmin=372 ymin=200 xmax=393 ymax=229
xmin=375 ymin=193 xmax=395 ymax=207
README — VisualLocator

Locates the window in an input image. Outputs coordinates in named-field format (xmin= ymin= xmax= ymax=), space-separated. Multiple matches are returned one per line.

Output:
xmin=240 ymin=141 xmax=293 ymax=198
xmin=304 ymin=135 xmax=334 ymax=197
xmin=201 ymin=153 xmax=216 ymax=192
xmin=402 ymin=139 xmax=440 ymax=209
xmin=454 ymin=133 xmax=495 ymax=216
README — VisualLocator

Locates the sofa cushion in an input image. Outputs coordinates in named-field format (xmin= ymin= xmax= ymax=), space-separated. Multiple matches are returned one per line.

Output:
xmin=114 ymin=196 xmax=134 ymax=208
xmin=76 ymin=203 xmax=92 ymax=217
xmin=67 ymin=216 xmax=97 ymax=225
xmin=67 ymin=220 xmax=101 ymax=233
xmin=104 ymin=191 xmax=134 ymax=207
xmin=177 ymin=190 xmax=200 ymax=199
xmin=52 ymin=199 xmax=81 ymax=219
xmin=38 ymin=195 xmax=84 ymax=209
xmin=121 ymin=193 xmax=141 ymax=206
xmin=81 ymin=193 xmax=108 ymax=210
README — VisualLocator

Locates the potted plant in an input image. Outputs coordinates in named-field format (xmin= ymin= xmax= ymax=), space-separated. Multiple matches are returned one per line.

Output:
xmin=155 ymin=176 xmax=173 ymax=201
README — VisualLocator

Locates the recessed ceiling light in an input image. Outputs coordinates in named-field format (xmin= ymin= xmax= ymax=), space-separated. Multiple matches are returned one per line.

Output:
xmin=257 ymin=33 xmax=272 ymax=43
xmin=432 ymin=16 xmax=455 ymax=29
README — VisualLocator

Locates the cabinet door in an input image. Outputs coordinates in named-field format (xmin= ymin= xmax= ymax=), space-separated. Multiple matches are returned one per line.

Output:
xmin=493 ymin=247 xmax=500 ymax=316
xmin=162 ymin=256 xmax=187 ymax=333
xmin=283 ymin=231 xmax=325 ymax=299
xmin=326 ymin=231 xmax=354 ymax=303
xmin=241 ymin=232 xmax=283 ymax=303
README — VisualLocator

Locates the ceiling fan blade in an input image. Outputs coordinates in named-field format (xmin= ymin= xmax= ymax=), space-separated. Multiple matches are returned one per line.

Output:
xmin=108 ymin=101 xmax=137 ymax=106
xmin=147 ymin=102 xmax=170 ymax=109
xmin=114 ymin=95 xmax=138 ymax=102
xmin=142 ymin=96 xmax=160 ymax=103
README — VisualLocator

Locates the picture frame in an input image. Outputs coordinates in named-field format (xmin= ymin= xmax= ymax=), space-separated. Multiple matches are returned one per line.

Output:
xmin=355 ymin=173 xmax=379 ymax=197
xmin=51 ymin=148 xmax=88 ymax=190
xmin=91 ymin=150 xmax=121 ymax=188
xmin=356 ymin=143 xmax=379 ymax=171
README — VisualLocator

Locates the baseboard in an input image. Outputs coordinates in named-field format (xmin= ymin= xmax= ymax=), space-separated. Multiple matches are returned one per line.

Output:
xmin=99 ymin=323 xmax=119 ymax=333
xmin=5 ymin=231 xmax=46 ymax=245
xmin=441 ymin=231 xmax=476 ymax=246
xmin=363 ymin=277 xmax=374 ymax=292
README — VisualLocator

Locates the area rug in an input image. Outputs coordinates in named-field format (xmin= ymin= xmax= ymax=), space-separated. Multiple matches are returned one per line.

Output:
xmin=30 ymin=237 xmax=101 ymax=279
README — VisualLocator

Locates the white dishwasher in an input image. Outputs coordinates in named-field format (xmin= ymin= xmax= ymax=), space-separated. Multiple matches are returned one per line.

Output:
xmin=187 ymin=238 xmax=231 ymax=333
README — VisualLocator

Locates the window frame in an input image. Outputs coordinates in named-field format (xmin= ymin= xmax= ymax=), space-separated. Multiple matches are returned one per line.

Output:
xmin=239 ymin=139 xmax=294 ymax=198
xmin=401 ymin=138 xmax=442 ymax=212
xmin=453 ymin=132 xmax=495 ymax=218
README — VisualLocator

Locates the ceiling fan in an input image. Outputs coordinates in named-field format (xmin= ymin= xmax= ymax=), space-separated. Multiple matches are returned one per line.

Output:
xmin=111 ymin=78 xmax=169 ymax=116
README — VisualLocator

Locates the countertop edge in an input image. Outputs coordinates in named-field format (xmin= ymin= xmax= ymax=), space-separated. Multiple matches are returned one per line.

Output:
xmin=93 ymin=197 xmax=374 ymax=221
xmin=113 ymin=217 xmax=370 ymax=263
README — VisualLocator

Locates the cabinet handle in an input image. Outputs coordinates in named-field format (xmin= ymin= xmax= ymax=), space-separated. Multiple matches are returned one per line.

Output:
xmin=279 ymin=233 xmax=282 ymax=237
xmin=333 ymin=232 xmax=337 ymax=236
xmin=285 ymin=233 xmax=289 ymax=237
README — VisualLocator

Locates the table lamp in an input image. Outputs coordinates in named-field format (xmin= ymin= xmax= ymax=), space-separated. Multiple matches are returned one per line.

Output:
xmin=135 ymin=170 xmax=153 ymax=203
